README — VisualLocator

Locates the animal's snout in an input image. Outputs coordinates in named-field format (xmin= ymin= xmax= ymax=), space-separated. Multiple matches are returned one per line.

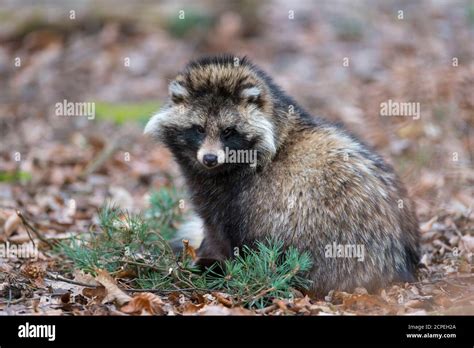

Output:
xmin=203 ymin=154 xmax=218 ymax=167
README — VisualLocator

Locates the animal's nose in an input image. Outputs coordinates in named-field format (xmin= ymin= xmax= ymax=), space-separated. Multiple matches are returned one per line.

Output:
xmin=203 ymin=154 xmax=218 ymax=167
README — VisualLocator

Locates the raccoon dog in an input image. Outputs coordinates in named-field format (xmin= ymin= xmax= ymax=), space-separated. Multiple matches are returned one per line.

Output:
xmin=144 ymin=55 xmax=419 ymax=295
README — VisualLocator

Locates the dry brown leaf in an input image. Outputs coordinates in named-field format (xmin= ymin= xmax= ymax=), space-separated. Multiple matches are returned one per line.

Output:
xmin=167 ymin=291 xmax=183 ymax=306
xmin=8 ymin=232 xmax=33 ymax=244
xmin=212 ymin=292 xmax=233 ymax=307
xmin=405 ymin=299 xmax=428 ymax=309
xmin=196 ymin=304 xmax=255 ymax=316
xmin=2 ymin=213 xmax=21 ymax=240
xmin=292 ymin=295 xmax=324 ymax=315
xmin=274 ymin=299 xmax=291 ymax=312
xmin=181 ymin=302 xmax=205 ymax=315
xmin=182 ymin=239 xmax=197 ymax=261
xmin=121 ymin=292 xmax=166 ymax=315
xmin=73 ymin=270 xmax=101 ymax=286
xmin=460 ymin=235 xmax=474 ymax=253
xmin=95 ymin=269 xmax=131 ymax=306
xmin=420 ymin=216 xmax=438 ymax=233
xmin=190 ymin=292 xmax=206 ymax=305
xmin=458 ymin=259 xmax=471 ymax=273
xmin=82 ymin=286 xmax=107 ymax=303
xmin=433 ymin=294 xmax=453 ymax=308
xmin=114 ymin=268 xmax=137 ymax=278
xmin=341 ymin=293 xmax=393 ymax=313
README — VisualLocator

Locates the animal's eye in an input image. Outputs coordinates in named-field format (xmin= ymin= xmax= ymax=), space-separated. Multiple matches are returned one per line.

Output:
xmin=222 ymin=127 xmax=235 ymax=138
xmin=194 ymin=125 xmax=205 ymax=134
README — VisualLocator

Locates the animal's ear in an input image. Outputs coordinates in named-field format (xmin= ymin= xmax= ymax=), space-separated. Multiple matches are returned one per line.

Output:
xmin=169 ymin=80 xmax=188 ymax=104
xmin=240 ymin=85 xmax=262 ymax=106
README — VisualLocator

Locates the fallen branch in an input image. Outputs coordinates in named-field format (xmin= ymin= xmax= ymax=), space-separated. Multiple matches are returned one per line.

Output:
xmin=46 ymin=272 xmax=207 ymax=295
xmin=16 ymin=210 xmax=55 ymax=248
xmin=80 ymin=135 xmax=123 ymax=178
xmin=46 ymin=272 xmax=99 ymax=288
xmin=257 ymin=303 xmax=278 ymax=314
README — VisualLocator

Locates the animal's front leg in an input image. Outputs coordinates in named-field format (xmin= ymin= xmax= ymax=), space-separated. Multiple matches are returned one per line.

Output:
xmin=195 ymin=228 xmax=232 ymax=268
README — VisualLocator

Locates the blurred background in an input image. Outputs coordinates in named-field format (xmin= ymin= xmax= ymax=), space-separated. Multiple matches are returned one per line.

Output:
xmin=0 ymin=0 xmax=472 ymax=271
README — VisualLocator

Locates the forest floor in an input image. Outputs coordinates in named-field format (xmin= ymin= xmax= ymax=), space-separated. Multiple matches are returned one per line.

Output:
xmin=0 ymin=1 xmax=473 ymax=315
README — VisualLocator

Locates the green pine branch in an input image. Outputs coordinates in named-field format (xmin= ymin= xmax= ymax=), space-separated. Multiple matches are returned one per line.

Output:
xmin=58 ymin=187 xmax=313 ymax=308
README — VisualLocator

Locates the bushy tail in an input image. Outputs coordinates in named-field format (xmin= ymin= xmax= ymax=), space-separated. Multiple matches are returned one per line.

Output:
xmin=169 ymin=214 xmax=204 ymax=252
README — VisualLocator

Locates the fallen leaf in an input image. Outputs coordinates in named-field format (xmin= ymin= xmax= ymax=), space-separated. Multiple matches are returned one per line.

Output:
xmin=458 ymin=259 xmax=471 ymax=273
xmin=61 ymin=292 xmax=71 ymax=304
xmin=2 ymin=213 xmax=21 ymax=240
xmin=433 ymin=294 xmax=453 ymax=308
xmin=182 ymin=239 xmax=197 ymax=261
xmin=420 ymin=216 xmax=438 ymax=233
xmin=405 ymin=299 xmax=429 ymax=309
xmin=73 ymin=270 xmax=101 ymax=286
xmin=95 ymin=269 xmax=131 ymax=306
xmin=460 ymin=235 xmax=474 ymax=253
xmin=181 ymin=302 xmax=204 ymax=315
xmin=341 ymin=293 xmax=394 ymax=313
xmin=82 ymin=286 xmax=107 ymax=303
xmin=212 ymin=292 xmax=233 ymax=307
xmin=196 ymin=304 xmax=255 ymax=316
xmin=121 ymin=292 xmax=165 ymax=315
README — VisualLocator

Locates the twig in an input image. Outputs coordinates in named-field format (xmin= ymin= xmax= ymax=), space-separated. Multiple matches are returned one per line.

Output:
xmin=80 ymin=136 xmax=123 ymax=178
xmin=252 ymin=287 xmax=276 ymax=302
xmin=120 ymin=259 xmax=206 ymax=291
xmin=46 ymin=272 xmax=206 ymax=295
xmin=122 ymin=287 xmax=197 ymax=294
xmin=0 ymin=203 xmax=18 ymax=210
xmin=46 ymin=273 xmax=98 ymax=288
xmin=1 ymin=294 xmax=25 ymax=306
xmin=122 ymin=259 xmax=163 ymax=273
xmin=257 ymin=303 xmax=278 ymax=314
xmin=16 ymin=210 xmax=55 ymax=248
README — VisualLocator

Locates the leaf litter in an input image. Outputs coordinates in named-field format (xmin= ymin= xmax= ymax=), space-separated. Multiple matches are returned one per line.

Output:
xmin=0 ymin=1 xmax=472 ymax=315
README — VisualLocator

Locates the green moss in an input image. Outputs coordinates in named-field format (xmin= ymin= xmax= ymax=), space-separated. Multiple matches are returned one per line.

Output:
xmin=468 ymin=2 xmax=474 ymax=26
xmin=331 ymin=15 xmax=365 ymax=41
xmin=166 ymin=9 xmax=213 ymax=38
xmin=0 ymin=171 xmax=32 ymax=183
xmin=94 ymin=101 xmax=160 ymax=125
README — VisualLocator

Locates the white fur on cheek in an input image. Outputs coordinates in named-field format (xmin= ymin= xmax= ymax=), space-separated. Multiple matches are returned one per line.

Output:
xmin=247 ymin=109 xmax=277 ymax=156
xmin=144 ymin=108 xmax=173 ymax=137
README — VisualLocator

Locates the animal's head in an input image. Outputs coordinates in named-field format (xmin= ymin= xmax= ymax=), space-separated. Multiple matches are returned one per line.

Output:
xmin=144 ymin=56 xmax=281 ymax=173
